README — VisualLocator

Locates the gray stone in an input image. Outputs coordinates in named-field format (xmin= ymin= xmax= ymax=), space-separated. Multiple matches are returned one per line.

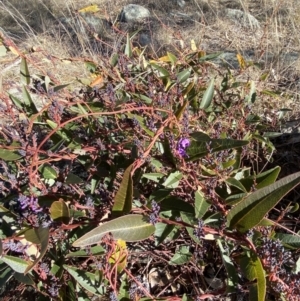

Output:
xmin=175 ymin=0 xmax=186 ymax=8
xmin=225 ymin=8 xmax=260 ymax=29
xmin=119 ymin=4 xmax=151 ymax=22
xmin=138 ymin=33 xmax=152 ymax=47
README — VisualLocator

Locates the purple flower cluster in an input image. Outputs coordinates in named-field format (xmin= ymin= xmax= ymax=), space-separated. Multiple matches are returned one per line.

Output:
xmin=18 ymin=195 xmax=43 ymax=213
xmin=177 ymin=138 xmax=190 ymax=157
xmin=149 ymin=200 xmax=160 ymax=225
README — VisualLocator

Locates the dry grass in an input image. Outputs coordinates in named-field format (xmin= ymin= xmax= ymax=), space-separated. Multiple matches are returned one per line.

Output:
xmin=1 ymin=0 xmax=300 ymax=117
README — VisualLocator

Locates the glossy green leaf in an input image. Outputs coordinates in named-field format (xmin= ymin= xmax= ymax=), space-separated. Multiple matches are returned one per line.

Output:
xmin=169 ymin=245 xmax=192 ymax=265
xmin=25 ymin=227 xmax=49 ymax=274
xmin=200 ymin=78 xmax=214 ymax=109
xmin=20 ymin=58 xmax=30 ymax=85
xmin=163 ymin=171 xmax=183 ymax=188
xmin=112 ymin=164 xmax=133 ymax=216
xmin=227 ymin=171 xmax=300 ymax=233
xmin=38 ymin=164 xmax=57 ymax=179
xmin=1 ymin=255 xmax=30 ymax=273
xmin=49 ymin=199 xmax=70 ymax=224
xmin=240 ymin=254 xmax=266 ymax=301
xmin=63 ymin=265 xmax=105 ymax=296
xmin=0 ymin=149 xmax=22 ymax=161
xmin=73 ymin=214 xmax=155 ymax=247
xmin=195 ymin=191 xmax=210 ymax=219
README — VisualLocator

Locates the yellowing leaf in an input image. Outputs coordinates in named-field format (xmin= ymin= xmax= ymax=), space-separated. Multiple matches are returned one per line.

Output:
xmin=190 ymin=39 xmax=197 ymax=51
xmin=237 ymin=53 xmax=246 ymax=70
xmin=90 ymin=75 xmax=104 ymax=87
xmin=78 ymin=4 xmax=100 ymax=13
xmin=108 ymin=239 xmax=127 ymax=272
xmin=8 ymin=46 xmax=19 ymax=56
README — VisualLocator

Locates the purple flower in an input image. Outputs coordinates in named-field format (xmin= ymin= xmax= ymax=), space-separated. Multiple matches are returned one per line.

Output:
xmin=18 ymin=195 xmax=43 ymax=213
xmin=177 ymin=138 xmax=190 ymax=157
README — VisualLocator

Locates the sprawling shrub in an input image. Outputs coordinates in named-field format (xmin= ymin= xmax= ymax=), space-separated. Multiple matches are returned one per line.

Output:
xmin=0 ymin=33 xmax=300 ymax=301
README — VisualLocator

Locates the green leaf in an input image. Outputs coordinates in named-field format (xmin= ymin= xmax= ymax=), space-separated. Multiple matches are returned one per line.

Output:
xmin=0 ymin=267 xmax=14 ymax=289
xmin=0 ymin=45 xmax=7 ymax=56
xmin=46 ymin=120 xmax=71 ymax=142
xmin=38 ymin=164 xmax=58 ymax=179
xmin=0 ymin=149 xmax=22 ymax=161
xmin=163 ymin=171 xmax=183 ymax=188
xmin=112 ymin=164 xmax=133 ymax=216
xmin=24 ymin=227 xmax=49 ymax=274
xmin=150 ymin=63 xmax=170 ymax=77
xmin=142 ymin=173 xmax=164 ymax=183
xmin=200 ymin=78 xmax=214 ymax=109
xmin=49 ymin=199 xmax=70 ymax=224
xmin=149 ymin=188 xmax=172 ymax=202
xmin=227 ymin=171 xmax=300 ymax=233
xmin=66 ymin=245 xmax=105 ymax=258
xmin=160 ymin=196 xmax=194 ymax=214
xmin=20 ymin=58 xmax=30 ymax=85
xmin=169 ymin=245 xmax=192 ymax=265
xmin=124 ymin=33 xmax=132 ymax=58
xmin=66 ymin=173 xmax=83 ymax=184
xmin=187 ymin=138 xmax=249 ymax=161
xmin=217 ymin=239 xmax=239 ymax=292
xmin=167 ymin=52 xmax=177 ymax=65
xmin=225 ymin=178 xmax=247 ymax=193
xmin=1 ymin=255 xmax=29 ymax=273
xmin=73 ymin=214 xmax=155 ymax=247
xmin=194 ymin=191 xmax=210 ymax=219
xmin=22 ymin=85 xmax=38 ymax=114
xmin=294 ymin=256 xmax=300 ymax=274
xmin=177 ymin=68 xmax=191 ymax=84
xmin=63 ymin=265 xmax=105 ymax=296
xmin=110 ymin=53 xmax=119 ymax=67
xmin=275 ymin=233 xmax=300 ymax=248
xmin=255 ymin=166 xmax=280 ymax=189
xmin=9 ymin=93 xmax=23 ymax=110
xmin=14 ymin=272 xmax=35 ymax=285
xmin=246 ymin=80 xmax=256 ymax=104
xmin=240 ymin=254 xmax=266 ymax=301
xmin=154 ymin=222 xmax=176 ymax=246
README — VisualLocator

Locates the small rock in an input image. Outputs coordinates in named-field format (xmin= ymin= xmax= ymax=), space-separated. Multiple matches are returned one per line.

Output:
xmin=138 ymin=32 xmax=152 ymax=47
xmin=119 ymin=4 xmax=151 ymax=22
xmin=225 ymin=8 xmax=260 ymax=29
